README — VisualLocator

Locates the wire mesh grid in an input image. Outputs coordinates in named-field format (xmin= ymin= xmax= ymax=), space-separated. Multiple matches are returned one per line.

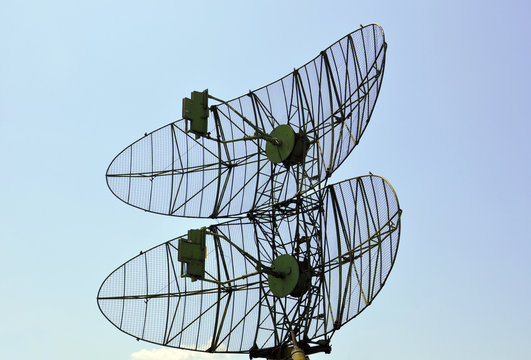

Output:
xmin=98 ymin=175 xmax=401 ymax=354
xmin=105 ymin=24 xmax=387 ymax=218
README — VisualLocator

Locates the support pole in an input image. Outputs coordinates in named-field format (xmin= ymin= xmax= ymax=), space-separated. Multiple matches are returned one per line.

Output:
xmin=290 ymin=332 xmax=307 ymax=360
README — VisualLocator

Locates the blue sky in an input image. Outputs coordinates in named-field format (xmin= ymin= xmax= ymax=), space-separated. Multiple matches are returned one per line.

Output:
xmin=1 ymin=1 xmax=530 ymax=359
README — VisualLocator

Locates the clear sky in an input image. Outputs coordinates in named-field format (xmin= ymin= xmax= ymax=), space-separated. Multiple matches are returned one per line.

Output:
xmin=1 ymin=1 xmax=530 ymax=359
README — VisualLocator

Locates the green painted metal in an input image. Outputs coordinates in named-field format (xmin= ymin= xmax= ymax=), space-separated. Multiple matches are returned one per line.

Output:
xmin=100 ymin=24 xmax=396 ymax=359
xmin=286 ymin=132 xmax=310 ymax=166
xmin=183 ymin=90 xmax=209 ymax=138
xmin=178 ymin=228 xmax=206 ymax=281
xmin=290 ymin=259 xmax=311 ymax=297
xmin=267 ymin=254 xmax=300 ymax=297
xmin=265 ymin=125 xmax=296 ymax=164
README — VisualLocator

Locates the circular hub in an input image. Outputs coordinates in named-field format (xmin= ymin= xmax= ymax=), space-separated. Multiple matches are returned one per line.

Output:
xmin=267 ymin=254 xmax=300 ymax=297
xmin=265 ymin=125 xmax=296 ymax=164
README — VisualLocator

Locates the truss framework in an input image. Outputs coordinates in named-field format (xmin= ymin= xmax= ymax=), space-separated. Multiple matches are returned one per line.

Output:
xmin=106 ymin=24 xmax=387 ymax=218
xmin=100 ymin=24 xmax=401 ymax=359
xmin=97 ymin=175 xmax=401 ymax=357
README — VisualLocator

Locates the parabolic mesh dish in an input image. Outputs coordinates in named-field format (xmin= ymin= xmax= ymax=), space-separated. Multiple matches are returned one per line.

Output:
xmin=106 ymin=24 xmax=387 ymax=218
xmin=97 ymin=175 xmax=401 ymax=354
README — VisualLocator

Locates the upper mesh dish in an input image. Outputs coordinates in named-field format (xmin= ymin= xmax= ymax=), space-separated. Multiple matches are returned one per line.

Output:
xmin=106 ymin=24 xmax=387 ymax=218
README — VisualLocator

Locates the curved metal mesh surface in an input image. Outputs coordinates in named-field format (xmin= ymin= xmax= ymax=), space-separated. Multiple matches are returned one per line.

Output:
xmin=106 ymin=24 xmax=387 ymax=218
xmin=97 ymin=175 xmax=401 ymax=354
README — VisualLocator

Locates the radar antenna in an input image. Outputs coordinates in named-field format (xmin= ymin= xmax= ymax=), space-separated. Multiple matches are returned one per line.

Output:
xmin=106 ymin=24 xmax=387 ymax=218
xmin=99 ymin=24 xmax=401 ymax=360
